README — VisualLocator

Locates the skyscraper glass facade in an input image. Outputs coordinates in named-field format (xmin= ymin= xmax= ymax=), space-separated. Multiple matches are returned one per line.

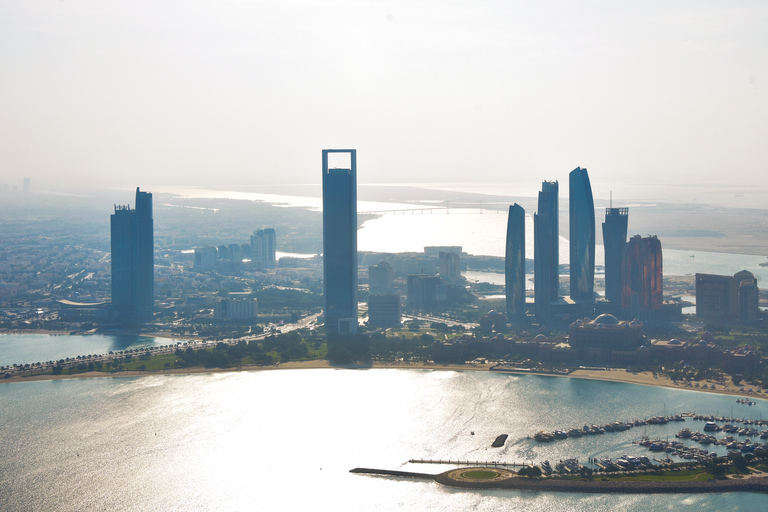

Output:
xmin=621 ymin=235 xmax=663 ymax=312
xmin=569 ymin=167 xmax=595 ymax=301
xmin=534 ymin=180 xmax=558 ymax=320
xmin=110 ymin=187 xmax=154 ymax=322
xmin=322 ymin=149 xmax=358 ymax=335
xmin=505 ymin=203 xmax=526 ymax=322
xmin=602 ymin=207 xmax=628 ymax=305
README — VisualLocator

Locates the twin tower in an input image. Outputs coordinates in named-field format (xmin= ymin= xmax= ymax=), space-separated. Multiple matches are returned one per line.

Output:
xmin=505 ymin=167 xmax=609 ymax=323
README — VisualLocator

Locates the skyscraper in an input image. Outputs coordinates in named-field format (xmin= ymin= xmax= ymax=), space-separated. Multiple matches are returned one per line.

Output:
xmin=252 ymin=228 xmax=277 ymax=268
xmin=602 ymin=206 xmax=628 ymax=305
xmin=439 ymin=251 xmax=461 ymax=284
xmin=322 ymin=149 xmax=358 ymax=335
xmin=110 ymin=187 xmax=154 ymax=322
xmin=505 ymin=203 xmax=526 ymax=322
xmin=534 ymin=180 xmax=558 ymax=321
xmin=621 ymin=235 xmax=662 ymax=315
xmin=368 ymin=262 xmax=393 ymax=294
xmin=569 ymin=167 xmax=595 ymax=301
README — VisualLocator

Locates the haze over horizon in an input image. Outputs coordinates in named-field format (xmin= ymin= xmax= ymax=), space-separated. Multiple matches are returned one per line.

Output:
xmin=2 ymin=1 xmax=767 ymax=195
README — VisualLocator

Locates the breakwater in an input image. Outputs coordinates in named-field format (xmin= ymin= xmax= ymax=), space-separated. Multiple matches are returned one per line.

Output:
xmin=352 ymin=467 xmax=768 ymax=494
xmin=433 ymin=470 xmax=768 ymax=494
xmin=350 ymin=468 xmax=435 ymax=479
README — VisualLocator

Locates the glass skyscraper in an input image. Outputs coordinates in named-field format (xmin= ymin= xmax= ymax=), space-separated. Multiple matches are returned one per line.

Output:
xmin=505 ymin=203 xmax=526 ymax=322
xmin=110 ymin=187 xmax=154 ymax=322
xmin=568 ymin=167 xmax=595 ymax=302
xmin=322 ymin=149 xmax=358 ymax=335
xmin=602 ymin=207 xmax=628 ymax=305
xmin=621 ymin=235 xmax=663 ymax=313
xmin=534 ymin=180 xmax=558 ymax=320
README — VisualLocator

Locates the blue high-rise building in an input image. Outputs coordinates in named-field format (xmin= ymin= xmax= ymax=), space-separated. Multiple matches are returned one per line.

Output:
xmin=602 ymin=206 xmax=628 ymax=305
xmin=322 ymin=149 xmax=358 ymax=335
xmin=534 ymin=180 xmax=559 ymax=321
xmin=110 ymin=187 xmax=154 ymax=322
xmin=505 ymin=203 xmax=526 ymax=322
xmin=569 ymin=167 xmax=595 ymax=302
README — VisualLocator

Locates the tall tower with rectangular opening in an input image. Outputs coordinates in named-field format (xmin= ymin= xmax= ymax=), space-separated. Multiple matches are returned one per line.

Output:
xmin=322 ymin=149 xmax=358 ymax=335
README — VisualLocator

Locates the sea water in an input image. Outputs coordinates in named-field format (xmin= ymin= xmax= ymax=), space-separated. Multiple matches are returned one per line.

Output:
xmin=1 ymin=369 xmax=766 ymax=511
xmin=0 ymin=334 xmax=182 ymax=368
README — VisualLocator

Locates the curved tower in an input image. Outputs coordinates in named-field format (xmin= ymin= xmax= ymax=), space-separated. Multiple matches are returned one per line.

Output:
xmin=569 ymin=167 xmax=595 ymax=302
xmin=534 ymin=180 xmax=558 ymax=320
xmin=621 ymin=235 xmax=663 ymax=313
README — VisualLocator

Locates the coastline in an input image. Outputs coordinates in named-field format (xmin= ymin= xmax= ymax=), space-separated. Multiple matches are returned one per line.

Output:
xmin=3 ymin=360 xmax=767 ymax=401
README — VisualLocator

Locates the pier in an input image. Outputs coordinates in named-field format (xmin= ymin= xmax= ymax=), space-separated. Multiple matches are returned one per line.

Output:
xmin=409 ymin=459 xmax=531 ymax=468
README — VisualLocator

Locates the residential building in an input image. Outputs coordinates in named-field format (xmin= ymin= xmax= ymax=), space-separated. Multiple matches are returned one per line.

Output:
xmin=214 ymin=297 xmax=258 ymax=320
xmin=193 ymin=247 xmax=217 ymax=271
xmin=369 ymin=262 xmax=393 ymax=294
xmin=251 ymin=228 xmax=277 ymax=268
xmin=439 ymin=250 xmax=461 ymax=283
xmin=367 ymin=293 xmax=401 ymax=328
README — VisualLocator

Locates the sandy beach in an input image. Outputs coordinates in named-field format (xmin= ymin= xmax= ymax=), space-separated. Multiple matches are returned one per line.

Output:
xmin=4 ymin=360 xmax=767 ymax=402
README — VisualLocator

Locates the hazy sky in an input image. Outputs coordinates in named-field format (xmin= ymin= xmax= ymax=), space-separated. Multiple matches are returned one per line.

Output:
xmin=2 ymin=1 xmax=767 ymax=193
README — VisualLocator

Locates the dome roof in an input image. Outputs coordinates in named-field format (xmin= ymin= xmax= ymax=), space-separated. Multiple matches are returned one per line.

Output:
xmin=593 ymin=313 xmax=620 ymax=325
